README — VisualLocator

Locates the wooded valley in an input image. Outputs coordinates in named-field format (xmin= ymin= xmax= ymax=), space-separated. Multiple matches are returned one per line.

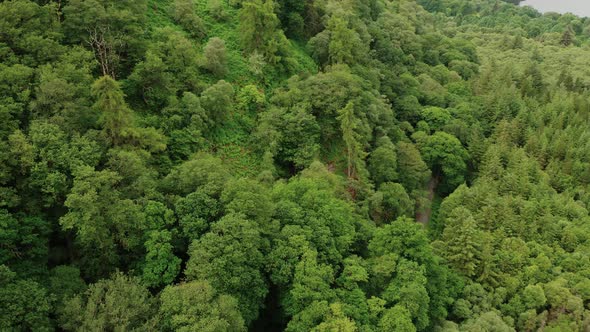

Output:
xmin=2 ymin=0 xmax=590 ymax=330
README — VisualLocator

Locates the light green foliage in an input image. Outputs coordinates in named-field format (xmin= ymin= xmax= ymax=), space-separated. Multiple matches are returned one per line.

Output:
xmin=369 ymin=218 xmax=433 ymax=265
xmin=4 ymin=0 xmax=590 ymax=330
xmin=271 ymin=163 xmax=357 ymax=265
xmin=237 ymin=85 xmax=265 ymax=114
xmin=267 ymin=226 xmax=312 ymax=287
xmin=384 ymin=259 xmax=431 ymax=330
xmin=460 ymin=311 xmax=514 ymax=332
xmin=420 ymin=107 xmax=452 ymax=133
xmin=379 ymin=305 xmax=416 ymax=332
xmin=207 ymin=0 xmax=227 ymax=21
xmin=92 ymin=76 xmax=136 ymax=146
xmin=286 ymin=301 xmax=330 ymax=332
xmin=172 ymin=0 xmax=207 ymax=39
xmin=327 ymin=16 xmax=364 ymax=66
xmin=203 ymin=37 xmax=229 ymax=77
xmin=60 ymin=272 xmax=156 ymax=331
xmin=284 ymin=249 xmax=336 ymax=316
xmin=200 ymin=80 xmax=235 ymax=127
xmin=311 ymin=303 xmax=358 ymax=332
xmin=369 ymin=217 xmax=459 ymax=330
xmin=521 ymin=284 xmax=546 ymax=310
xmin=159 ymin=280 xmax=246 ymax=332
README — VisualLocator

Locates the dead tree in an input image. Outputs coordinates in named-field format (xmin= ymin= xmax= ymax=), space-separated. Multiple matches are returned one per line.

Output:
xmin=87 ymin=26 xmax=121 ymax=79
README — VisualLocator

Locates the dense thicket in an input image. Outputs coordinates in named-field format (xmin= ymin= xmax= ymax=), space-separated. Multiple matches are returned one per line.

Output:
xmin=2 ymin=0 xmax=590 ymax=331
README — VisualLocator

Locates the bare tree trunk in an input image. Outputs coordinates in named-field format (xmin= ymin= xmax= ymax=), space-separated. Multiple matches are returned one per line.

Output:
xmin=55 ymin=0 xmax=63 ymax=22
xmin=87 ymin=26 xmax=118 ymax=79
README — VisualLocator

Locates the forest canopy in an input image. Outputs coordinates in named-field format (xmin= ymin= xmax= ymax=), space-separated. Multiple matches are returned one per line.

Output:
xmin=2 ymin=0 xmax=590 ymax=331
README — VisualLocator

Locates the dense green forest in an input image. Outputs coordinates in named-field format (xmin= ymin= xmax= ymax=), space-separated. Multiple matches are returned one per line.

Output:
xmin=2 ymin=0 xmax=590 ymax=330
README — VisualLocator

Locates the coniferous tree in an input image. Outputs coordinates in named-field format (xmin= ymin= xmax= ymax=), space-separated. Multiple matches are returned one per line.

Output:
xmin=91 ymin=76 xmax=135 ymax=146
xmin=337 ymin=102 xmax=366 ymax=180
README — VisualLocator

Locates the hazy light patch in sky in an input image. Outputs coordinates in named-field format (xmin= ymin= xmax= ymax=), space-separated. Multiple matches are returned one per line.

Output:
xmin=520 ymin=0 xmax=590 ymax=17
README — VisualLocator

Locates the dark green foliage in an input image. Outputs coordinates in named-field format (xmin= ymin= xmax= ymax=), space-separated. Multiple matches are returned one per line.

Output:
xmin=0 ymin=0 xmax=63 ymax=66
xmin=62 ymin=0 xmax=147 ymax=77
xmin=370 ymin=183 xmax=414 ymax=223
xmin=338 ymin=101 xmax=367 ymax=179
xmin=48 ymin=266 xmax=87 ymax=308
xmin=0 ymin=266 xmax=52 ymax=331
xmin=396 ymin=141 xmax=431 ymax=194
xmin=414 ymin=131 xmax=468 ymax=193
xmin=126 ymin=51 xmax=175 ymax=110
xmin=368 ymin=136 xmax=398 ymax=186
xmin=60 ymin=165 xmax=146 ymax=276
xmin=433 ymin=207 xmax=482 ymax=277
xmin=141 ymin=230 xmax=181 ymax=288
xmin=163 ymin=153 xmax=230 ymax=196
xmin=185 ymin=213 xmax=267 ymax=324
xmin=0 ymin=210 xmax=49 ymax=276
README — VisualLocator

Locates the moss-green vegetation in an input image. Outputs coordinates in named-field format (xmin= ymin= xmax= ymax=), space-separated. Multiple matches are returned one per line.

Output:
xmin=3 ymin=0 xmax=590 ymax=331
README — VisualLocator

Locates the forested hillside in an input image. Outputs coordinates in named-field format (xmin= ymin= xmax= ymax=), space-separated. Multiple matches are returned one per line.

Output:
xmin=2 ymin=0 xmax=590 ymax=330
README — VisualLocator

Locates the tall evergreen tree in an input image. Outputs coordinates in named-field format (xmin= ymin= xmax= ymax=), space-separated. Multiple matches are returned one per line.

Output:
xmin=337 ymin=102 xmax=366 ymax=180
xmin=91 ymin=76 xmax=135 ymax=146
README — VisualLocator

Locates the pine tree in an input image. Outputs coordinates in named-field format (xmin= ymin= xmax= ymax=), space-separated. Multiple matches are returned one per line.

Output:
xmin=337 ymin=101 xmax=366 ymax=179
xmin=91 ymin=75 xmax=135 ymax=146
xmin=561 ymin=26 xmax=574 ymax=47
xmin=437 ymin=207 xmax=482 ymax=278
xmin=512 ymin=35 xmax=523 ymax=49
xmin=328 ymin=16 xmax=362 ymax=65
xmin=239 ymin=0 xmax=289 ymax=64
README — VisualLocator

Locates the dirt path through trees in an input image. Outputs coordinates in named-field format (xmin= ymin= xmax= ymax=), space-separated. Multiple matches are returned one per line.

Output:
xmin=416 ymin=176 xmax=438 ymax=225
